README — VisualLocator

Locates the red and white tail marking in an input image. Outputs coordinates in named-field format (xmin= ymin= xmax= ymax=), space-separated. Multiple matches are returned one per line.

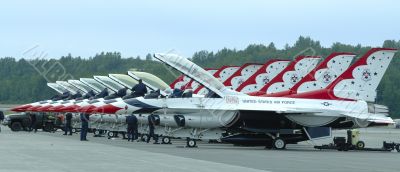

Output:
xmin=236 ymin=60 xmax=290 ymax=93
xmin=181 ymin=69 xmax=218 ymax=90
xmin=293 ymin=53 xmax=355 ymax=93
xmin=288 ymin=48 xmax=397 ymax=102
xmin=194 ymin=66 xmax=240 ymax=94
xmin=223 ymin=63 xmax=263 ymax=90
xmin=257 ymin=56 xmax=321 ymax=94
xmin=170 ymin=75 xmax=192 ymax=89
xmin=331 ymin=48 xmax=397 ymax=102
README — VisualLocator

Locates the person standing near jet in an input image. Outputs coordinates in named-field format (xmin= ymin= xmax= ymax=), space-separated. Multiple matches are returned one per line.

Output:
xmin=126 ymin=114 xmax=138 ymax=142
xmin=80 ymin=113 xmax=90 ymax=141
xmin=147 ymin=114 xmax=159 ymax=144
xmin=131 ymin=79 xmax=148 ymax=97
xmin=29 ymin=113 xmax=37 ymax=133
xmin=63 ymin=112 xmax=73 ymax=135
xmin=95 ymin=88 xmax=109 ymax=99
xmin=0 ymin=111 xmax=4 ymax=122
xmin=0 ymin=111 xmax=4 ymax=132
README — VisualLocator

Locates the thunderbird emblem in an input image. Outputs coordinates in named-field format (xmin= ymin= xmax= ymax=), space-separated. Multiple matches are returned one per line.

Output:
xmin=290 ymin=74 xmax=299 ymax=84
xmin=362 ymin=69 xmax=372 ymax=81
xmin=322 ymin=71 xmax=332 ymax=83
xmin=262 ymin=76 xmax=270 ymax=84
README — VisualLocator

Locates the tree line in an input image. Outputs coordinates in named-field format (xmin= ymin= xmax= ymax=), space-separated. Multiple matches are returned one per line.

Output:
xmin=0 ymin=36 xmax=399 ymax=117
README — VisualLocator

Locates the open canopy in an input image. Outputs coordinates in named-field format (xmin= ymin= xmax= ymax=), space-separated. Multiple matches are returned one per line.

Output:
xmin=128 ymin=71 xmax=169 ymax=91
xmin=80 ymin=78 xmax=109 ymax=93
xmin=154 ymin=53 xmax=243 ymax=97
xmin=68 ymin=80 xmax=95 ymax=93
xmin=55 ymin=81 xmax=81 ymax=94
xmin=93 ymin=75 xmax=125 ymax=92
xmin=47 ymin=83 xmax=69 ymax=94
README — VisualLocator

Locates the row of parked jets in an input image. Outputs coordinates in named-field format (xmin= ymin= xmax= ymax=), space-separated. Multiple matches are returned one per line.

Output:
xmin=11 ymin=48 xmax=397 ymax=149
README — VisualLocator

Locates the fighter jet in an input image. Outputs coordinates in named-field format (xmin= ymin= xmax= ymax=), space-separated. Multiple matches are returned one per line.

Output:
xmin=97 ymin=48 xmax=396 ymax=148
xmin=97 ymin=55 xmax=322 ymax=115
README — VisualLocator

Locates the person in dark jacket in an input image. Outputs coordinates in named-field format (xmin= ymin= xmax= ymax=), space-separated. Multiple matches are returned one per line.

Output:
xmin=0 ymin=111 xmax=4 ymax=132
xmin=146 ymin=114 xmax=159 ymax=144
xmin=72 ymin=91 xmax=82 ymax=99
xmin=80 ymin=113 xmax=90 ymax=141
xmin=0 ymin=111 xmax=4 ymax=122
xmin=131 ymin=79 xmax=148 ymax=97
xmin=29 ymin=113 xmax=37 ymax=132
xmin=95 ymin=88 xmax=109 ymax=98
xmin=126 ymin=114 xmax=138 ymax=142
xmin=63 ymin=113 xmax=73 ymax=135
xmin=83 ymin=90 xmax=96 ymax=99
xmin=117 ymin=88 xmax=128 ymax=97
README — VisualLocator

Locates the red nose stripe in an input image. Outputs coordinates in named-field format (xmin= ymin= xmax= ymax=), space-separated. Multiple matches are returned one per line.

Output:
xmin=35 ymin=105 xmax=53 ymax=112
xmin=93 ymin=104 xmax=123 ymax=114
xmin=11 ymin=105 xmax=33 ymax=112
xmin=59 ymin=105 xmax=80 ymax=112
xmin=77 ymin=105 xmax=96 ymax=113
xmin=47 ymin=105 xmax=65 ymax=112
xmin=26 ymin=106 xmax=42 ymax=112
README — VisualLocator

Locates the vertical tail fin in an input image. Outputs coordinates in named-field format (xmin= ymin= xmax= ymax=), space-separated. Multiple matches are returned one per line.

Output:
xmin=236 ymin=59 xmax=290 ymax=93
xmin=289 ymin=48 xmax=397 ymax=101
xmin=254 ymin=56 xmax=321 ymax=95
xmin=223 ymin=63 xmax=263 ymax=90
xmin=170 ymin=75 xmax=186 ymax=89
xmin=172 ymin=69 xmax=218 ymax=90
xmin=289 ymin=53 xmax=356 ymax=94
xmin=182 ymin=68 xmax=218 ymax=90
xmin=194 ymin=66 xmax=240 ymax=94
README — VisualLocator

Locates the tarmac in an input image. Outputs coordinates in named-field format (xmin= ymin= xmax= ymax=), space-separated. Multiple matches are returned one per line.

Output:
xmin=0 ymin=126 xmax=400 ymax=172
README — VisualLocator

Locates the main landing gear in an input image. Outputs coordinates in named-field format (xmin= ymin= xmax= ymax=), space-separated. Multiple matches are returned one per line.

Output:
xmin=186 ymin=138 xmax=197 ymax=148
xmin=272 ymin=137 xmax=286 ymax=150
xmin=161 ymin=136 xmax=172 ymax=144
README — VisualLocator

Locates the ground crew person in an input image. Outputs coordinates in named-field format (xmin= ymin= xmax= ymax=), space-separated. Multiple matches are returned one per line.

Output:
xmin=0 ymin=111 xmax=4 ymax=132
xmin=0 ymin=111 xmax=4 ymax=122
xmin=63 ymin=113 xmax=73 ymax=135
xmin=126 ymin=114 xmax=138 ymax=142
xmin=147 ymin=114 xmax=159 ymax=144
xmin=29 ymin=113 xmax=37 ymax=132
xmin=80 ymin=113 xmax=90 ymax=141
xmin=131 ymin=79 xmax=148 ymax=97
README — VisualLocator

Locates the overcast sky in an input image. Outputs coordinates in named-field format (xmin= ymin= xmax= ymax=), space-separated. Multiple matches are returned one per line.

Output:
xmin=0 ymin=0 xmax=399 ymax=59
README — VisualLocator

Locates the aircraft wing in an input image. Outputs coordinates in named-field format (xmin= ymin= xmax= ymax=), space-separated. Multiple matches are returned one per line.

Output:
xmin=276 ymin=108 xmax=323 ymax=115
xmin=275 ymin=108 xmax=394 ymax=124
xmin=341 ymin=112 xmax=394 ymax=124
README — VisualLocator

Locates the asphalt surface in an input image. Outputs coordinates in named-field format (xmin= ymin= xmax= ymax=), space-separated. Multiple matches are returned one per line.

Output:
xmin=1 ymin=126 xmax=400 ymax=172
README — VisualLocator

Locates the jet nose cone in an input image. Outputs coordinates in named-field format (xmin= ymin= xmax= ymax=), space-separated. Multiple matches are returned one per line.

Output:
xmin=93 ymin=104 xmax=123 ymax=114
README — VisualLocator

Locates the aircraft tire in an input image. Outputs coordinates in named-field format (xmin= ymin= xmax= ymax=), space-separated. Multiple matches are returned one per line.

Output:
xmin=186 ymin=139 xmax=197 ymax=148
xmin=356 ymin=141 xmax=365 ymax=149
xmin=10 ymin=122 xmax=23 ymax=132
xmin=141 ymin=134 xmax=149 ymax=142
xmin=162 ymin=137 xmax=171 ymax=144
xmin=273 ymin=137 xmax=286 ymax=150
xmin=93 ymin=129 xmax=101 ymax=136
xmin=107 ymin=131 xmax=115 ymax=138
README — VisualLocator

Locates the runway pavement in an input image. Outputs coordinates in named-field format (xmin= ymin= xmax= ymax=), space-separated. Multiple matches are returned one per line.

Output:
xmin=0 ymin=126 xmax=399 ymax=172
